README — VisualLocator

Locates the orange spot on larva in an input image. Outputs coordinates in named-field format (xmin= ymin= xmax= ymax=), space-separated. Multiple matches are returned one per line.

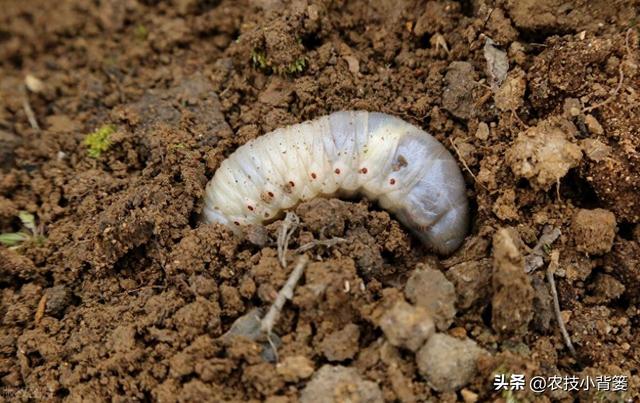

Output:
xmin=335 ymin=168 xmax=341 ymax=174
xmin=260 ymin=191 xmax=273 ymax=203
xmin=390 ymin=178 xmax=396 ymax=185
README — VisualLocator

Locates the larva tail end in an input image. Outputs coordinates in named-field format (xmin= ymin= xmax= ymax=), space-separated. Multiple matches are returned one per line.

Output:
xmin=202 ymin=204 xmax=230 ymax=226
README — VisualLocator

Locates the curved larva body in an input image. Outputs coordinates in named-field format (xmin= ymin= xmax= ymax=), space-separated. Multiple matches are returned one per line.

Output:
xmin=203 ymin=111 xmax=469 ymax=254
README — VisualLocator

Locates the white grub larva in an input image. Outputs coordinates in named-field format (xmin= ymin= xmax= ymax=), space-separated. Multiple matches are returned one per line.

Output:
xmin=203 ymin=111 xmax=469 ymax=254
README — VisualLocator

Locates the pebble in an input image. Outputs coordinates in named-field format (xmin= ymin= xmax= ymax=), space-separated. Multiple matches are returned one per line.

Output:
xmin=585 ymin=114 xmax=604 ymax=135
xmin=45 ymin=285 xmax=72 ymax=318
xmin=416 ymin=333 xmax=486 ymax=392
xmin=445 ymin=259 xmax=492 ymax=311
xmin=405 ymin=264 xmax=456 ymax=330
xmin=379 ymin=299 xmax=435 ymax=352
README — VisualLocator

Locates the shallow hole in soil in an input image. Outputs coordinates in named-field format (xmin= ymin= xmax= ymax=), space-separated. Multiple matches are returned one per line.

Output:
xmin=300 ymin=33 xmax=323 ymax=51
xmin=481 ymin=303 xmax=492 ymax=327
xmin=617 ymin=221 xmax=636 ymax=241
xmin=559 ymin=169 xmax=599 ymax=208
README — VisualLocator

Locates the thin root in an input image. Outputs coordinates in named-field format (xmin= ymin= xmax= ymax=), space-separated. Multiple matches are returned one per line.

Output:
xmin=582 ymin=29 xmax=631 ymax=114
xmin=295 ymin=237 xmax=346 ymax=254
xmin=546 ymin=250 xmax=577 ymax=357
xmin=524 ymin=225 xmax=561 ymax=273
xmin=449 ymin=137 xmax=488 ymax=191
xmin=22 ymin=86 xmax=40 ymax=131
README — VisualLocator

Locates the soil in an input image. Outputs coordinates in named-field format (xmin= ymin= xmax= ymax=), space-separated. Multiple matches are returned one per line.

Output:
xmin=1 ymin=0 xmax=639 ymax=401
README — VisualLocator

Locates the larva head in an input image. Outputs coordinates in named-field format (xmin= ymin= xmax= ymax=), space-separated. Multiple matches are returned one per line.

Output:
xmin=391 ymin=130 xmax=470 ymax=255
xmin=415 ymin=198 xmax=469 ymax=254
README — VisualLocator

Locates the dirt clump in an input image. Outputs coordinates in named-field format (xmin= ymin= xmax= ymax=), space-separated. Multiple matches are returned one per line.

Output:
xmin=491 ymin=228 xmax=534 ymax=337
xmin=300 ymin=365 xmax=383 ymax=403
xmin=416 ymin=333 xmax=486 ymax=392
xmin=377 ymin=295 xmax=435 ymax=352
xmin=442 ymin=62 xmax=490 ymax=121
xmin=571 ymin=208 xmax=617 ymax=255
xmin=276 ymin=355 xmax=314 ymax=382
xmin=404 ymin=263 xmax=457 ymax=331
xmin=506 ymin=117 xmax=583 ymax=191
xmin=320 ymin=323 xmax=360 ymax=362
xmin=445 ymin=258 xmax=492 ymax=311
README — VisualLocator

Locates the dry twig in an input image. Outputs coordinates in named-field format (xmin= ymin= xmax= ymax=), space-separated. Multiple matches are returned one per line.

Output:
xmin=295 ymin=237 xmax=346 ymax=254
xmin=449 ymin=138 xmax=488 ymax=191
xmin=546 ymin=250 xmax=577 ymax=356
xmin=35 ymin=294 xmax=47 ymax=324
xmin=524 ymin=225 xmax=561 ymax=273
xmin=22 ymin=86 xmax=40 ymax=131
xmin=258 ymin=212 xmax=344 ymax=361
xmin=260 ymin=254 xmax=309 ymax=336
xmin=277 ymin=212 xmax=299 ymax=268
xmin=582 ymin=29 xmax=632 ymax=113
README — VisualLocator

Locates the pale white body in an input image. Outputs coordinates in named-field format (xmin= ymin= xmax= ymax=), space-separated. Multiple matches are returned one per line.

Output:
xmin=203 ymin=111 xmax=469 ymax=254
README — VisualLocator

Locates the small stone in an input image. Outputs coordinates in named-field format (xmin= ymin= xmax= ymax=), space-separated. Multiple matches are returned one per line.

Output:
xmin=25 ymin=74 xmax=45 ymax=93
xmin=572 ymin=208 xmax=616 ymax=255
xmin=416 ymin=333 xmax=485 ymax=392
xmin=379 ymin=299 xmax=435 ymax=351
xmin=45 ymin=285 xmax=72 ymax=318
xmin=494 ymin=68 xmax=526 ymax=112
xmin=461 ymin=388 xmax=479 ymax=403
xmin=446 ymin=259 xmax=492 ymax=311
xmin=580 ymin=138 xmax=611 ymax=162
xmin=300 ymin=365 xmax=383 ymax=403
xmin=344 ymin=55 xmax=360 ymax=75
xmin=277 ymin=356 xmax=314 ymax=382
xmin=584 ymin=114 xmax=604 ymax=135
xmin=475 ymin=122 xmax=490 ymax=141
xmin=562 ymin=98 xmax=583 ymax=118
xmin=405 ymin=264 xmax=456 ymax=331
xmin=442 ymin=62 xmax=482 ymax=120
xmin=320 ymin=323 xmax=360 ymax=362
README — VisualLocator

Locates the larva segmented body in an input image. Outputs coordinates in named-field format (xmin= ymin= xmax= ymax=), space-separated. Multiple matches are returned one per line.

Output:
xmin=203 ymin=111 xmax=469 ymax=254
